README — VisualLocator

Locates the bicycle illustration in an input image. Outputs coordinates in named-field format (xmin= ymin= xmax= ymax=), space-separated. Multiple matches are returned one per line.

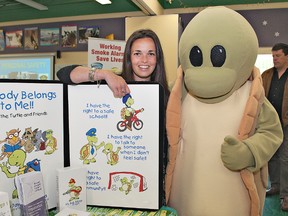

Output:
xmin=117 ymin=108 xmax=144 ymax=132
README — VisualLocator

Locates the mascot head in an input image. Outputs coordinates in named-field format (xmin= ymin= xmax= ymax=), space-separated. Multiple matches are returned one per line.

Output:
xmin=180 ymin=6 xmax=258 ymax=104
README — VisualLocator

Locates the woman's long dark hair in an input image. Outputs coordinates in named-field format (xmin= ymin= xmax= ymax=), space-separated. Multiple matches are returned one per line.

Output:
xmin=122 ymin=30 xmax=170 ymax=204
xmin=121 ymin=29 xmax=170 ymax=109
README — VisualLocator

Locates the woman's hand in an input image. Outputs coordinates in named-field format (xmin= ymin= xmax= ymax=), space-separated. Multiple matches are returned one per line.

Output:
xmin=70 ymin=66 xmax=130 ymax=98
xmin=103 ymin=70 xmax=130 ymax=98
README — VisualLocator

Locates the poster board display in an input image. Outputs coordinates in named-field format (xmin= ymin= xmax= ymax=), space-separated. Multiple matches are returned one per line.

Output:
xmin=68 ymin=83 xmax=164 ymax=210
xmin=88 ymin=38 xmax=125 ymax=75
xmin=0 ymin=80 xmax=64 ymax=215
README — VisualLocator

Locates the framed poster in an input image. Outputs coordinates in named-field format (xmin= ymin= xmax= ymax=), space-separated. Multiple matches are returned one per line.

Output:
xmin=61 ymin=25 xmax=77 ymax=48
xmin=5 ymin=30 xmax=23 ymax=48
xmin=67 ymin=83 xmax=164 ymax=210
xmin=24 ymin=27 xmax=39 ymax=50
xmin=40 ymin=28 xmax=60 ymax=46
xmin=79 ymin=26 xmax=100 ymax=44
xmin=0 ymin=29 xmax=5 ymax=51
xmin=0 ymin=80 xmax=64 ymax=215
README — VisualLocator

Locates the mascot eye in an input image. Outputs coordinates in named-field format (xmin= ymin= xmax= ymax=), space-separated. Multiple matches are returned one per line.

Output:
xmin=189 ymin=46 xmax=203 ymax=67
xmin=211 ymin=45 xmax=226 ymax=67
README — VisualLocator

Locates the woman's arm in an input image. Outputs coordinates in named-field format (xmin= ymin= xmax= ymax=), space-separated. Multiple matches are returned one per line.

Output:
xmin=56 ymin=65 xmax=79 ymax=84
xmin=57 ymin=65 xmax=130 ymax=98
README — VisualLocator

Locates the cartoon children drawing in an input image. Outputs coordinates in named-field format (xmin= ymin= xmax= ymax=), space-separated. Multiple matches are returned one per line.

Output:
xmin=80 ymin=128 xmax=105 ymax=164
xmin=63 ymin=178 xmax=82 ymax=202
xmin=117 ymin=94 xmax=144 ymax=132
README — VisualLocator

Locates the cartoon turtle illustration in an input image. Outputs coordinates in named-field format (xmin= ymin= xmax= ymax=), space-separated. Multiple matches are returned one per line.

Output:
xmin=119 ymin=177 xmax=134 ymax=195
xmin=63 ymin=178 xmax=82 ymax=202
xmin=0 ymin=149 xmax=41 ymax=199
xmin=102 ymin=143 xmax=121 ymax=166
xmin=80 ymin=128 xmax=105 ymax=164
xmin=43 ymin=129 xmax=57 ymax=155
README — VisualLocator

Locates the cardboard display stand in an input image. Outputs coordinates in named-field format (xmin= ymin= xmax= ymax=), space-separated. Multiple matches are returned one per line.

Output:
xmin=0 ymin=80 xmax=164 ymax=213
xmin=67 ymin=83 xmax=164 ymax=210
xmin=0 ymin=80 xmax=64 ymax=215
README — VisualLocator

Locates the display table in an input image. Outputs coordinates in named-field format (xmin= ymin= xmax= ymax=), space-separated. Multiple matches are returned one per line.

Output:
xmin=49 ymin=206 xmax=178 ymax=216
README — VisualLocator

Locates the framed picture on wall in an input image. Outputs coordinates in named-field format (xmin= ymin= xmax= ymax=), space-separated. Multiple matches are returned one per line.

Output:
xmin=40 ymin=28 xmax=60 ymax=46
xmin=5 ymin=30 xmax=23 ymax=48
xmin=0 ymin=30 xmax=5 ymax=51
xmin=78 ymin=26 xmax=100 ymax=44
xmin=24 ymin=27 xmax=39 ymax=50
xmin=61 ymin=25 xmax=77 ymax=48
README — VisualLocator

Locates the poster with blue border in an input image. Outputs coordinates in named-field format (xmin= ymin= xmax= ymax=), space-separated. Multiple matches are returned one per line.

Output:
xmin=0 ymin=80 xmax=64 ymax=215
xmin=68 ymin=83 xmax=164 ymax=210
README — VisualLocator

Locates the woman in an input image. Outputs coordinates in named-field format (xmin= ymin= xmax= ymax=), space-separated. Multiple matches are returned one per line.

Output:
xmin=120 ymin=29 xmax=170 ymax=107
xmin=57 ymin=29 xmax=170 ymax=204
xmin=57 ymin=29 xmax=169 ymax=104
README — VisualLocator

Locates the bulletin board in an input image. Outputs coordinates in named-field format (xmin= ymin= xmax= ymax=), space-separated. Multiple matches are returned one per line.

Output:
xmin=67 ymin=82 xmax=164 ymax=210
xmin=0 ymin=80 xmax=64 ymax=215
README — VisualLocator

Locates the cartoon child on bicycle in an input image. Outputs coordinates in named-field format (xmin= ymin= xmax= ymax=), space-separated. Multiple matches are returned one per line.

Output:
xmin=117 ymin=94 xmax=144 ymax=132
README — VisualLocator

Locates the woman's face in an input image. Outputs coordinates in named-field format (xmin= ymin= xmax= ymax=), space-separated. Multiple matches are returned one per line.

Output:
xmin=130 ymin=37 xmax=157 ymax=81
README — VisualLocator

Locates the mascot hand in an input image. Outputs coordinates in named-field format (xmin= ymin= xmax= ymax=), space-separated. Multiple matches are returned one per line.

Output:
xmin=221 ymin=135 xmax=255 ymax=171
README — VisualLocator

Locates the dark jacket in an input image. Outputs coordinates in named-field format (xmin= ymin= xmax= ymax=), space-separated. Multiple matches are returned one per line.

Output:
xmin=56 ymin=65 xmax=79 ymax=84
xmin=262 ymin=67 xmax=288 ymax=127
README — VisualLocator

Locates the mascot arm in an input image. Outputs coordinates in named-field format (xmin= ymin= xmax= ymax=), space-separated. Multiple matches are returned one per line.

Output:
xmin=243 ymin=98 xmax=283 ymax=172
xmin=222 ymin=98 xmax=283 ymax=172
xmin=221 ymin=135 xmax=255 ymax=170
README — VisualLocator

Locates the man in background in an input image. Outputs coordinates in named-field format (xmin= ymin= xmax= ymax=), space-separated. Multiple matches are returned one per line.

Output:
xmin=262 ymin=43 xmax=288 ymax=211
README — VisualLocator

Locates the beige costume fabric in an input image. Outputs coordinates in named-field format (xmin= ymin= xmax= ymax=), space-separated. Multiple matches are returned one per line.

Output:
xmin=165 ymin=6 xmax=283 ymax=216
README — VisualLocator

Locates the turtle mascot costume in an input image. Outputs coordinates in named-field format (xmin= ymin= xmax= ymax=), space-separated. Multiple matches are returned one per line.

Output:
xmin=165 ymin=6 xmax=283 ymax=216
